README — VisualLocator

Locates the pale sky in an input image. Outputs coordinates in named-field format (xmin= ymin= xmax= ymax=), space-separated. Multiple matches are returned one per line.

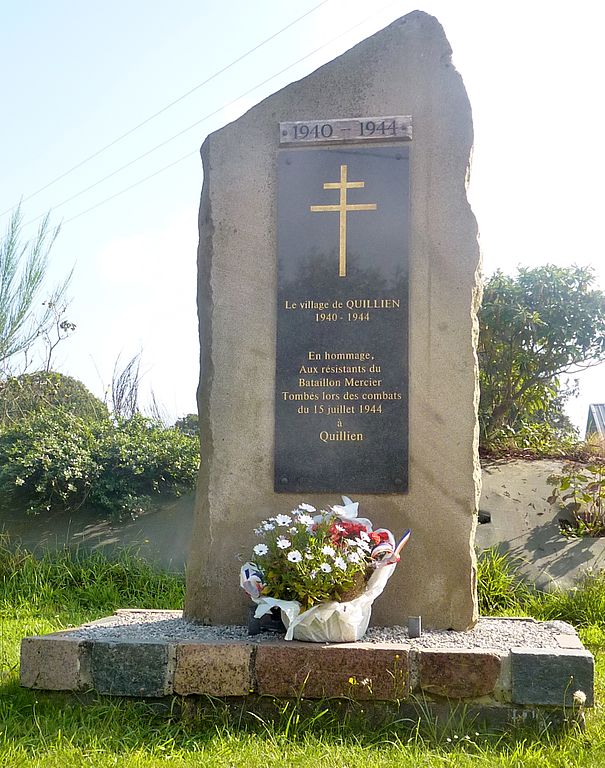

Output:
xmin=1 ymin=1 xmax=604 ymax=430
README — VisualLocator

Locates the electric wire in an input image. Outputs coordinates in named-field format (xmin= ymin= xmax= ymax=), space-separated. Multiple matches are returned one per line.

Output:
xmin=63 ymin=150 xmax=196 ymax=224
xmin=26 ymin=0 xmax=400 ymax=228
xmin=0 ymin=0 xmax=330 ymax=220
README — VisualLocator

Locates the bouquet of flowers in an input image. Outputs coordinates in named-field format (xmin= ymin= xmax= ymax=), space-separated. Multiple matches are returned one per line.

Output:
xmin=240 ymin=496 xmax=410 ymax=642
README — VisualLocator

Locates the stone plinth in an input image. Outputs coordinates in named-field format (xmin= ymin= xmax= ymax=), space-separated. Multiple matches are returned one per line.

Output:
xmin=186 ymin=10 xmax=481 ymax=630
xmin=20 ymin=612 xmax=594 ymax=730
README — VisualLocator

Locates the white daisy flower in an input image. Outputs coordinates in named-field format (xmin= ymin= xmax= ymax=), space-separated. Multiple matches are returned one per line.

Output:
xmin=305 ymin=551 xmax=314 ymax=560
xmin=287 ymin=550 xmax=303 ymax=562
xmin=359 ymin=530 xmax=371 ymax=542
xmin=299 ymin=503 xmax=316 ymax=512
xmin=334 ymin=556 xmax=347 ymax=571
xmin=275 ymin=514 xmax=292 ymax=526
xmin=276 ymin=536 xmax=291 ymax=549
xmin=289 ymin=527 xmax=298 ymax=534
xmin=262 ymin=522 xmax=275 ymax=531
xmin=298 ymin=514 xmax=314 ymax=527
xmin=253 ymin=543 xmax=268 ymax=556
xmin=347 ymin=552 xmax=362 ymax=564
xmin=320 ymin=562 xmax=332 ymax=573
xmin=321 ymin=545 xmax=335 ymax=557
xmin=354 ymin=538 xmax=371 ymax=551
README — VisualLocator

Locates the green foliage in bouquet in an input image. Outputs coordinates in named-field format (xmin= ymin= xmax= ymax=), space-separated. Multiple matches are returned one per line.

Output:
xmin=251 ymin=505 xmax=390 ymax=611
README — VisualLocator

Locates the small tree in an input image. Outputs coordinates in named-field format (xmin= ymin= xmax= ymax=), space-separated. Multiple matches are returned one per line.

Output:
xmin=0 ymin=371 xmax=109 ymax=426
xmin=174 ymin=413 xmax=199 ymax=437
xmin=0 ymin=206 xmax=69 ymax=375
xmin=479 ymin=265 xmax=605 ymax=439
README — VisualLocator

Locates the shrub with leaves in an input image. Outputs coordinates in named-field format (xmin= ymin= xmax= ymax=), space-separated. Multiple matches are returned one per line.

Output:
xmin=480 ymin=420 xmax=580 ymax=458
xmin=0 ymin=371 xmax=108 ymax=425
xmin=0 ymin=409 xmax=199 ymax=517
xmin=174 ymin=412 xmax=199 ymax=437
xmin=548 ymin=462 xmax=605 ymax=537
xmin=0 ymin=408 xmax=97 ymax=514
xmin=90 ymin=414 xmax=200 ymax=515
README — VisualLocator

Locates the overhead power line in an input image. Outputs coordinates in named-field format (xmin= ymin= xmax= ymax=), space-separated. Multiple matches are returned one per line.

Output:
xmin=0 ymin=0 xmax=330 ymax=221
xmin=30 ymin=0 xmax=400 ymax=228
xmin=64 ymin=150 xmax=197 ymax=224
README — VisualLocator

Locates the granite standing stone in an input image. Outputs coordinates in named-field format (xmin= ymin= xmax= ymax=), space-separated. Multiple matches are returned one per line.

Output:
xmin=185 ymin=11 xmax=481 ymax=630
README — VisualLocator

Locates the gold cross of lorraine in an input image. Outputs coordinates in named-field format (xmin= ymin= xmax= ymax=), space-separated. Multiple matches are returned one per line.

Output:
xmin=309 ymin=164 xmax=377 ymax=277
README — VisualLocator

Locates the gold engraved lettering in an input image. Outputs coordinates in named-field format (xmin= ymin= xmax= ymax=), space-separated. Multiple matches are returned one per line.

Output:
xmin=344 ymin=378 xmax=383 ymax=387
xmin=345 ymin=298 xmax=400 ymax=309
xmin=310 ymin=165 xmax=377 ymax=277
xmin=319 ymin=430 xmax=364 ymax=443
xmin=323 ymin=351 xmax=372 ymax=361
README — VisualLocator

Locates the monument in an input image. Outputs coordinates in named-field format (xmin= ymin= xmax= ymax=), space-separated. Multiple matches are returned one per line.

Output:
xmin=19 ymin=13 xmax=595 ymax=723
xmin=184 ymin=10 xmax=481 ymax=631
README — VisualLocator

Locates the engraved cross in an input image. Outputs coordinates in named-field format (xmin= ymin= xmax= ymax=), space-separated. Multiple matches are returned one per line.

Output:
xmin=310 ymin=164 xmax=377 ymax=277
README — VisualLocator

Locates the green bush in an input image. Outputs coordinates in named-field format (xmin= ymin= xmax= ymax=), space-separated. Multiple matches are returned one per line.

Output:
xmin=0 ymin=410 xmax=199 ymax=516
xmin=0 ymin=371 xmax=109 ymax=425
xmin=173 ymin=412 xmax=198 ymax=436
xmin=547 ymin=461 xmax=605 ymax=537
xmin=90 ymin=414 xmax=200 ymax=515
xmin=480 ymin=420 xmax=580 ymax=457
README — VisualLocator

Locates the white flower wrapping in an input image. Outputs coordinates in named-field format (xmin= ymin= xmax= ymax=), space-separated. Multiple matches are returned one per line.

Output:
xmin=249 ymin=561 xmax=396 ymax=642
xmin=240 ymin=496 xmax=411 ymax=642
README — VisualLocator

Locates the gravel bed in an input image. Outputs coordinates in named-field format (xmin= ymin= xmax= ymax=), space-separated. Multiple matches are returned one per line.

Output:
xmin=65 ymin=611 xmax=578 ymax=651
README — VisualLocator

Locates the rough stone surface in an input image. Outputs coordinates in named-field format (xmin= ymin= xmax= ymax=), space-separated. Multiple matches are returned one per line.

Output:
xmin=20 ymin=634 xmax=91 ymax=691
xmin=185 ymin=10 xmax=481 ymax=631
xmin=418 ymin=649 xmax=502 ymax=699
xmin=174 ymin=642 xmax=252 ymax=696
xmin=477 ymin=458 xmax=605 ymax=591
xmin=91 ymin=642 xmax=175 ymax=697
xmin=511 ymin=647 xmax=594 ymax=706
xmin=255 ymin=642 xmax=409 ymax=700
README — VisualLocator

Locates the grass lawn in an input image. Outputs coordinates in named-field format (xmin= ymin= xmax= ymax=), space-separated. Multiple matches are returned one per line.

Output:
xmin=2 ymin=543 xmax=605 ymax=767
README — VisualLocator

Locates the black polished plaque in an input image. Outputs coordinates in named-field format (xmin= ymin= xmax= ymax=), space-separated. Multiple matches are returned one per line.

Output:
xmin=275 ymin=146 xmax=409 ymax=493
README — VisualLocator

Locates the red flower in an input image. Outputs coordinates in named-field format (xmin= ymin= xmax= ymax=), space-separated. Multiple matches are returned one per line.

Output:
xmin=326 ymin=519 xmax=372 ymax=549
xmin=370 ymin=530 xmax=390 ymax=545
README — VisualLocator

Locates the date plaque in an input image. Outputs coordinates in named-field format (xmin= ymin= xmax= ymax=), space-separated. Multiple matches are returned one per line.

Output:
xmin=275 ymin=146 xmax=409 ymax=493
xmin=280 ymin=116 xmax=412 ymax=145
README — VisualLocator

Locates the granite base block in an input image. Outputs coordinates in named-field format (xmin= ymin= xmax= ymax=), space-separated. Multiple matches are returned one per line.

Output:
xmin=91 ymin=641 xmax=175 ymax=697
xmin=20 ymin=633 xmax=92 ymax=691
xmin=511 ymin=647 xmax=594 ymax=707
xmin=255 ymin=642 xmax=409 ymax=700
xmin=174 ymin=642 xmax=253 ymax=696
xmin=418 ymin=649 xmax=502 ymax=699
